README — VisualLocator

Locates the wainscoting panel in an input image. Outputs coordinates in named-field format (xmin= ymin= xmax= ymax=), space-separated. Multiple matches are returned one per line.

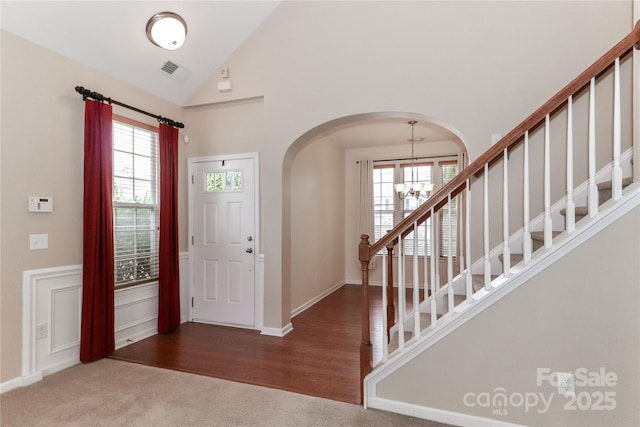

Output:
xmin=114 ymin=282 xmax=158 ymax=349
xmin=22 ymin=265 xmax=83 ymax=381
xmin=180 ymin=252 xmax=190 ymax=323
xmin=21 ymin=257 xmax=191 ymax=386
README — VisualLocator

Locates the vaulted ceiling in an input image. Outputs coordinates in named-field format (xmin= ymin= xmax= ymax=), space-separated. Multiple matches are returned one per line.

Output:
xmin=0 ymin=1 xmax=463 ymax=149
xmin=0 ymin=1 xmax=280 ymax=106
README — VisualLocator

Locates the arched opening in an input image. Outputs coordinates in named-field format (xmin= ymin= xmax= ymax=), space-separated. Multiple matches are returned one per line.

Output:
xmin=282 ymin=112 xmax=467 ymax=320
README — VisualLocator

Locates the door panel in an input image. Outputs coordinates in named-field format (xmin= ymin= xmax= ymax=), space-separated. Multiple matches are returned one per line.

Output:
xmin=192 ymin=158 xmax=255 ymax=327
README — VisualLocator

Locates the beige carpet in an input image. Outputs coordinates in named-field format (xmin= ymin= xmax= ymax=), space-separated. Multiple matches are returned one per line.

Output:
xmin=1 ymin=359 xmax=451 ymax=427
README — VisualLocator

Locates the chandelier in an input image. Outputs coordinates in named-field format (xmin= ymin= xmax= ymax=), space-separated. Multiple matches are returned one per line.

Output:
xmin=394 ymin=121 xmax=434 ymax=200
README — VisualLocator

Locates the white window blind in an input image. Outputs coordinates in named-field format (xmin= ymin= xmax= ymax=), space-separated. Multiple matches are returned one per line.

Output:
xmin=112 ymin=117 xmax=159 ymax=287
xmin=439 ymin=161 xmax=458 ymax=256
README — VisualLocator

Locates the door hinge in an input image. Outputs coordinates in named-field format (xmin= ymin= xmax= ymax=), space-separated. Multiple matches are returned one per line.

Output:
xmin=191 ymin=175 xmax=194 ymax=184
xmin=191 ymin=297 xmax=194 ymax=307
xmin=191 ymin=236 xmax=194 ymax=245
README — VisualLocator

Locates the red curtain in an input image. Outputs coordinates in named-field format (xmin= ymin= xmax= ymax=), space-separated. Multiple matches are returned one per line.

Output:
xmin=80 ymin=100 xmax=115 ymax=362
xmin=158 ymin=123 xmax=181 ymax=333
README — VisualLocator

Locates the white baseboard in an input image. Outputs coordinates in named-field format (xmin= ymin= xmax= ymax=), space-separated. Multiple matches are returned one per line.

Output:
xmin=41 ymin=358 xmax=79 ymax=377
xmin=261 ymin=322 xmax=293 ymax=337
xmin=366 ymin=396 xmax=522 ymax=427
xmin=291 ymin=281 xmax=345 ymax=318
xmin=1 ymin=375 xmax=29 ymax=394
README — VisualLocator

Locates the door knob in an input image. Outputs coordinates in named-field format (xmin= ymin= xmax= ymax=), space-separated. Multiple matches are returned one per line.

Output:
xmin=246 ymin=248 xmax=253 ymax=254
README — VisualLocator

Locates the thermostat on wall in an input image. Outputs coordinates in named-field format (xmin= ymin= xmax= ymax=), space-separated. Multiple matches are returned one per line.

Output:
xmin=28 ymin=196 xmax=53 ymax=213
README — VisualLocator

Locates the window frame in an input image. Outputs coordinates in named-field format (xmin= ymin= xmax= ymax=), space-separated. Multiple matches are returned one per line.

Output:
xmin=372 ymin=156 xmax=459 ymax=258
xmin=112 ymin=115 xmax=160 ymax=289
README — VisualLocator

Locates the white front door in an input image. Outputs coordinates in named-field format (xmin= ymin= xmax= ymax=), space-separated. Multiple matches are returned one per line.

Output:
xmin=191 ymin=156 xmax=256 ymax=327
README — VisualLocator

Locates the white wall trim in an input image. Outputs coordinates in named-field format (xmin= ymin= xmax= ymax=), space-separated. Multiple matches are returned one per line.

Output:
xmin=256 ymin=254 xmax=265 ymax=331
xmin=291 ymin=281 xmax=345 ymax=318
xmin=365 ymin=183 xmax=640 ymax=401
xmin=366 ymin=397 xmax=522 ymax=427
xmin=261 ymin=322 xmax=293 ymax=337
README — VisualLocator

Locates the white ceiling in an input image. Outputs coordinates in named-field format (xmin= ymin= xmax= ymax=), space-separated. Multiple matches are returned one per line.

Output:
xmin=0 ymin=1 xmax=280 ymax=106
xmin=0 ymin=1 xmax=463 ymax=150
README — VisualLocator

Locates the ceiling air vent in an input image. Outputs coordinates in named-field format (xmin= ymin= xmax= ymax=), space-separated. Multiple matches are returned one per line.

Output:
xmin=161 ymin=61 xmax=179 ymax=75
xmin=158 ymin=60 xmax=192 ymax=82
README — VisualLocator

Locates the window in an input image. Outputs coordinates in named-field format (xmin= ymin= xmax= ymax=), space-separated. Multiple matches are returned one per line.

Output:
xmin=372 ymin=157 xmax=459 ymax=257
xmin=439 ymin=161 xmax=458 ymax=256
xmin=112 ymin=116 xmax=159 ymax=287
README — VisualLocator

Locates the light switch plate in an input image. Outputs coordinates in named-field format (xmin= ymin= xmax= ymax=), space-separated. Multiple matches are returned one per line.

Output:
xmin=30 ymin=234 xmax=48 ymax=250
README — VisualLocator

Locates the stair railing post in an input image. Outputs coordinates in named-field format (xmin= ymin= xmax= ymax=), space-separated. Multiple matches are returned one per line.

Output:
xmin=385 ymin=242 xmax=395 ymax=339
xmin=566 ymin=95 xmax=576 ymax=233
xmin=612 ymin=57 xmax=622 ymax=201
xmin=358 ymin=234 xmax=372 ymax=404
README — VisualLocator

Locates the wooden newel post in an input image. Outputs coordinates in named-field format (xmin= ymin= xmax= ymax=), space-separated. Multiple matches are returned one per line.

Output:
xmin=358 ymin=234 xmax=372 ymax=404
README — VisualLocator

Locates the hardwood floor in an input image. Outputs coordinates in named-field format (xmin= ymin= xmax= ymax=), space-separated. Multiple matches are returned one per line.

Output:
xmin=111 ymin=284 xmax=372 ymax=404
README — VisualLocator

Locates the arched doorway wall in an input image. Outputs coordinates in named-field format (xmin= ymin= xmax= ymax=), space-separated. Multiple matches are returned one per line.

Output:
xmin=282 ymin=111 xmax=468 ymax=324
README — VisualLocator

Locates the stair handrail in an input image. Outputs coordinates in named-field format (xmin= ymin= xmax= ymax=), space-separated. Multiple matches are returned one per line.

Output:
xmin=357 ymin=20 xmax=640 ymax=403
xmin=363 ymin=21 xmax=640 ymax=259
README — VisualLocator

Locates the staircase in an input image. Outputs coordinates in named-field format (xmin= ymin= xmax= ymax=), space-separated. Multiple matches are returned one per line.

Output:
xmin=356 ymin=21 xmax=640 ymax=418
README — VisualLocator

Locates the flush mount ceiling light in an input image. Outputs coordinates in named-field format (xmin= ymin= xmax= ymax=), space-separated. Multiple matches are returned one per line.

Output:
xmin=146 ymin=12 xmax=187 ymax=50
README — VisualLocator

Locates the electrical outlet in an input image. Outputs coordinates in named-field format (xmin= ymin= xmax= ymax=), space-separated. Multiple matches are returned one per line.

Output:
xmin=220 ymin=67 xmax=229 ymax=78
xmin=557 ymin=372 xmax=575 ymax=396
xmin=37 ymin=323 xmax=48 ymax=340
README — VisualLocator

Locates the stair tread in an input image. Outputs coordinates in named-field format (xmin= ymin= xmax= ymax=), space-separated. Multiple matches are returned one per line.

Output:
xmin=498 ymin=253 xmax=524 ymax=264
xmin=471 ymin=274 xmax=498 ymax=292
xmin=597 ymin=177 xmax=633 ymax=190
xmin=560 ymin=206 xmax=588 ymax=216
xmin=530 ymin=230 xmax=561 ymax=241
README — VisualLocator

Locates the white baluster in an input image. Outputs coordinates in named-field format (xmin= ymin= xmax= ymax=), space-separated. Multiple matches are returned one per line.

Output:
xmin=458 ymin=193 xmax=464 ymax=274
xmin=413 ymin=222 xmax=420 ymax=338
xmin=612 ymin=57 xmax=622 ymax=201
xmin=397 ymin=232 xmax=405 ymax=351
xmin=381 ymin=248 xmax=388 ymax=362
xmin=566 ymin=95 xmax=576 ymax=233
xmin=447 ymin=194 xmax=454 ymax=314
xmin=430 ymin=208 xmax=437 ymax=327
xmin=502 ymin=148 xmax=511 ymax=277
xmin=523 ymin=131 xmax=532 ymax=263
xmin=544 ymin=114 xmax=553 ymax=249
xmin=434 ymin=213 xmax=440 ymax=290
xmin=465 ymin=178 xmax=473 ymax=301
xmin=423 ymin=219 xmax=429 ymax=307
xmin=588 ymin=78 xmax=598 ymax=217
xmin=484 ymin=163 xmax=491 ymax=289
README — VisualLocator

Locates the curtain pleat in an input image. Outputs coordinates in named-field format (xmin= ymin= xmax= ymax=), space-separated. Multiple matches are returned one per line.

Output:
xmin=358 ymin=159 xmax=375 ymax=269
xmin=158 ymin=123 xmax=181 ymax=333
xmin=80 ymin=99 xmax=115 ymax=362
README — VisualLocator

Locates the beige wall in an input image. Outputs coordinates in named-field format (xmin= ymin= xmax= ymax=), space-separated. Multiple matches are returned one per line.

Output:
xmin=377 ymin=205 xmax=640 ymax=426
xmin=290 ymin=137 xmax=345 ymax=312
xmin=185 ymin=0 xmax=633 ymax=329
xmin=0 ymin=31 xmax=186 ymax=382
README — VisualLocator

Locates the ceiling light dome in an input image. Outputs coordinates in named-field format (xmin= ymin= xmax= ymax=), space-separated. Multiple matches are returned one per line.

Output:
xmin=146 ymin=12 xmax=187 ymax=50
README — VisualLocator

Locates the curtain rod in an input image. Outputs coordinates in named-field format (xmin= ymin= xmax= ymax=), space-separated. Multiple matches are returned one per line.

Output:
xmin=356 ymin=154 xmax=458 ymax=164
xmin=75 ymin=86 xmax=185 ymax=129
